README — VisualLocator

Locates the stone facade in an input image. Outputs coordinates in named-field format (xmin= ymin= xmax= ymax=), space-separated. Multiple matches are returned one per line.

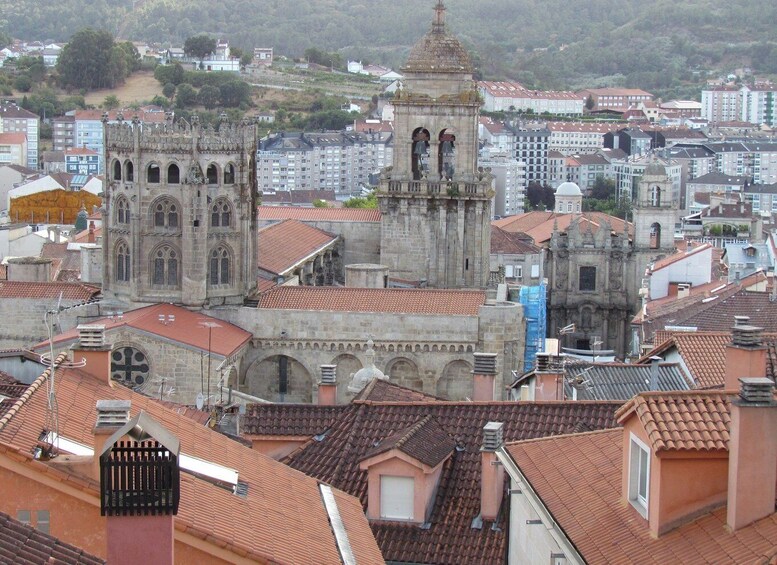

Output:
xmin=102 ymin=115 xmax=258 ymax=308
xmin=377 ymin=3 xmax=492 ymax=288
xmin=215 ymin=299 xmax=524 ymax=403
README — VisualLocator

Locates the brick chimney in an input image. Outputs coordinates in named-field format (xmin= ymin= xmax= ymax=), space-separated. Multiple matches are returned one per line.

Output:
xmin=480 ymin=422 xmax=505 ymax=521
xmin=533 ymin=353 xmax=564 ymax=401
xmin=87 ymin=221 xmax=95 ymax=243
xmin=73 ymin=324 xmax=111 ymax=383
xmin=724 ymin=317 xmax=766 ymax=390
xmin=727 ymin=378 xmax=777 ymax=530
xmin=472 ymin=352 xmax=498 ymax=401
xmin=318 ymin=364 xmax=337 ymax=406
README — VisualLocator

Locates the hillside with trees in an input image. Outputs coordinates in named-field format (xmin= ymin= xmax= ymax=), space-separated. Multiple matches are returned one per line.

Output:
xmin=5 ymin=0 xmax=777 ymax=96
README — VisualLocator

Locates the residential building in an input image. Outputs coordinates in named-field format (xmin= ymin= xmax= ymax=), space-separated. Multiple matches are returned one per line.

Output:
xmin=563 ymin=153 xmax=614 ymax=193
xmin=0 ymin=103 xmax=39 ymax=170
xmin=743 ymin=182 xmax=777 ymax=216
xmin=490 ymin=226 xmax=542 ymax=283
xmin=722 ymin=242 xmax=772 ymax=280
xmin=578 ymin=87 xmax=653 ymax=112
xmin=509 ymin=124 xmax=550 ymax=185
xmin=51 ymin=115 xmax=75 ymax=152
xmin=257 ymin=131 xmax=393 ymax=193
xmin=478 ymin=117 xmax=514 ymax=153
xmin=603 ymin=127 xmax=652 ymax=156
xmin=478 ymin=81 xmax=584 ymax=115
xmin=0 ymin=132 xmax=27 ymax=167
xmin=740 ymin=83 xmax=777 ymax=127
xmin=646 ymin=242 xmax=713 ymax=300
xmin=479 ymin=151 xmax=525 ymax=216
xmin=611 ymin=154 xmax=682 ymax=204
xmin=701 ymin=84 xmax=741 ymax=123
xmin=252 ymin=47 xmax=273 ymax=66
xmin=546 ymin=121 xmax=620 ymax=155
xmin=65 ymin=147 xmax=99 ymax=176
xmin=658 ymin=100 xmax=702 ymax=118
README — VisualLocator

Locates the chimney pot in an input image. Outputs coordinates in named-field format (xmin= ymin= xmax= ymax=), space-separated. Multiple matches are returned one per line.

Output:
xmin=482 ymin=421 xmax=504 ymax=452
xmin=319 ymin=364 xmax=337 ymax=384
xmin=473 ymin=352 xmax=498 ymax=375
xmin=96 ymin=399 xmax=131 ymax=428
xmin=77 ymin=324 xmax=106 ymax=348
xmin=318 ymin=365 xmax=338 ymax=406
xmin=738 ymin=377 xmax=775 ymax=404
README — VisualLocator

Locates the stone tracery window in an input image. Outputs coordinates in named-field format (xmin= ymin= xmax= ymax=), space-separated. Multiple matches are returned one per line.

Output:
xmin=115 ymin=197 xmax=130 ymax=225
xmin=151 ymin=245 xmax=179 ymax=287
xmin=115 ymin=241 xmax=130 ymax=283
xmin=111 ymin=346 xmax=149 ymax=387
xmin=210 ymin=198 xmax=232 ymax=228
xmin=209 ymin=245 xmax=231 ymax=286
xmin=152 ymin=198 xmax=179 ymax=229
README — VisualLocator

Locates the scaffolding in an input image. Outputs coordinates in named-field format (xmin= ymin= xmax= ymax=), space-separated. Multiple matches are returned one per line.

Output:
xmin=514 ymin=283 xmax=547 ymax=372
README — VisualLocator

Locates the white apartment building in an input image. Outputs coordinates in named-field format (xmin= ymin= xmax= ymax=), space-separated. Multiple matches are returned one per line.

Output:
xmin=478 ymin=82 xmax=583 ymax=115
xmin=479 ymin=151 xmax=526 ymax=217
xmin=740 ymin=84 xmax=777 ymax=127
xmin=0 ymin=103 xmax=38 ymax=170
xmin=256 ymin=131 xmax=393 ymax=193
xmin=611 ymin=155 xmax=682 ymax=206
xmin=701 ymin=85 xmax=741 ymax=123
xmin=546 ymin=121 xmax=621 ymax=155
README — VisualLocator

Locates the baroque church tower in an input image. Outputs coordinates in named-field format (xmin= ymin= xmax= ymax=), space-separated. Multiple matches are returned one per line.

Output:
xmin=378 ymin=1 xmax=492 ymax=288
xmin=632 ymin=160 xmax=677 ymax=254
xmin=102 ymin=114 xmax=258 ymax=308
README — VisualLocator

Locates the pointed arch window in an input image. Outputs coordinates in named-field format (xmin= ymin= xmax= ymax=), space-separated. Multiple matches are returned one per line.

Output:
xmin=152 ymin=245 xmax=179 ymax=287
xmin=224 ymin=163 xmax=235 ymax=184
xmin=152 ymin=198 xmax=179 ymax=229
xmin=116 ymin=241 xmax=130 ymax=283
xmin=206 ymin=163 xmax=219 ymax=185
xmin=116 ymin=197 xmax=130 ymax=225
xmin=210 ymin=199 xmax=232 ymax=228
xmin=209 ymin=246 xmax=231 ymax=286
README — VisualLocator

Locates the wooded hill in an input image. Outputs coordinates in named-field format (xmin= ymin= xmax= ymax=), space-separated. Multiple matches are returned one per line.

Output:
xmin=6 ymin=0 xmax=777 ymax=96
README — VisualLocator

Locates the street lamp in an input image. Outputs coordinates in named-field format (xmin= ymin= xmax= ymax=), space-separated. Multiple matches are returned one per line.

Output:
xmin=198 ymin=321 xmax=221 ymax=410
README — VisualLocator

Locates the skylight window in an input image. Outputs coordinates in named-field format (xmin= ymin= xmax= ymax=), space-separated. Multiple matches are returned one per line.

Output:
xmin=42 ymin=432 xmax=240 ymax=493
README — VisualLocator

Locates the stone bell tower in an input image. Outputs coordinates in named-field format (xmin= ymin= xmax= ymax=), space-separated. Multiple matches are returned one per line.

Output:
xmin=102 ymin=114 xmax=258 ymax=308
xmin=377 ymin=1 xmax=492 ymax=288
xmin=633 ymin=159 xmax=677 ymax=255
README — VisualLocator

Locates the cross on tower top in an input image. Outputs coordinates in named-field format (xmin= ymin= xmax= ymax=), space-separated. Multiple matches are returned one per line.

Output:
xmin=432 ymin=1 xmax=446 ymax=33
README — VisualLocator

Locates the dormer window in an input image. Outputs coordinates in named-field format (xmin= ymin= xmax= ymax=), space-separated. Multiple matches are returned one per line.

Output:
xmin=380 ymin=475 xmax=414 ymax=520
xmin=628 ymin=434 xmax=650 ymax=518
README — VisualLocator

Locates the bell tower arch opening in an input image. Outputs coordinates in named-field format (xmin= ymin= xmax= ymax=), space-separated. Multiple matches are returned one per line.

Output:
xmin=411 ymin=127 xmax=431 ymax=181
xmin=438 ymin=129 xmax=456 ymax=180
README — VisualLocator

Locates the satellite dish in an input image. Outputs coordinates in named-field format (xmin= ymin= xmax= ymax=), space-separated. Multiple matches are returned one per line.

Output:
xmin=196 ymin=392 xmax=204 ymax=410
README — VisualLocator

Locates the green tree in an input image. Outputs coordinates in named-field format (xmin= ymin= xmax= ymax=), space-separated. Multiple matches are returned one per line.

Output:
xmin=117 ymin=41 xmax=141 ymax=72
xmin=525 ymin=182 xmax=555 ymax=210
xmin=162 ymin=82 xmax=176 ymax=99
xmin=240 ymin=52 xmax=254 ymax=67
xmin=15 ymin=56 xmax=47 ymax=82
xmin=175 ymin=83 xmax=197 ymax=108
xmin=184 ymin=34 xmax=216 ymax=66
xmin=590 ymin=176 xmax=615 ymax=200
xmin=198 ymin=84 xmax=220 ymax=109
xmin=343 ymin=192 xmax=377 ymax=208
xmin=57 ymin=29 xmax=125 ymax=90
xmin=219 ymin=80 xmax=251 ymax=107
xmin=312 ymin=199 xmax=329 ymax=208
xmin=103 ymin=94 xmax=120 ymax=109
xmin=14 ymin=75 xmax=32 ymax=92
xmin=585 ymin=94 xmax=595 ymax=110
xmin=155 ymin=63 xmax=185 ymax=86
xmin=149 ymin=95 xmax=170 ymax=108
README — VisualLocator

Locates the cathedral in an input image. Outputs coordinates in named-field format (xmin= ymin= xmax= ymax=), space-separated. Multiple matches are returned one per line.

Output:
xmin=93 ymin=1 xmax=522 ymax=404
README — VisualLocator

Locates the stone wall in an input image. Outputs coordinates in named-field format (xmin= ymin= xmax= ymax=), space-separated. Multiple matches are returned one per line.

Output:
xmin=0 ymin=300 xmax=100 ymax=350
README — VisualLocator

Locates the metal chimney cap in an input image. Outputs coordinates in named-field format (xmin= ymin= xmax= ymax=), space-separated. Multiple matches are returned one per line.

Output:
xmin=737 ymin=377 xmax=776 ymax=405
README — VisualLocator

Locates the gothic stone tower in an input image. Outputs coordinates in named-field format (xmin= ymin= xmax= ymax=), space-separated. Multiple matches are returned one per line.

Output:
xmin=378 ymin=1 xmax=492 ymax=288
xmin=102 ymin=114 xmax=258 ymax=308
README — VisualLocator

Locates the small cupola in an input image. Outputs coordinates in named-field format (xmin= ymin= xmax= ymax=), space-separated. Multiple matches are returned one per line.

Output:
xmin=359 ymin=415 xmax=455 ymax=523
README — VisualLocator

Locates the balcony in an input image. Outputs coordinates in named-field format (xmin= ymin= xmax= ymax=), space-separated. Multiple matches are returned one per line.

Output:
xmin=384 ymin=179 xmax=489 ymax=198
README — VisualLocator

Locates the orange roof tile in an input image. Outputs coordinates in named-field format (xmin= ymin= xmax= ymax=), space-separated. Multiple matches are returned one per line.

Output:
xmin=0 ymin=360 xmax=384 ymax=565
xmin=506 ymin=429 xmax=777 ymax=564
xmin=0 ymin=281 xmax=99 ymax=301
xmin=257 ymin=286 xmax=486 ymax=315
xmin=258 ymin=219 xmax=337 ymax=275
xmin=493 ymin=211 xmax=632 ymax=244
xmin=258 ymin=205 xmax=381 ymax=222
xmin=615 ymin=391 xmax=731 ymax=451
xmin=0 ymin=133 xmax=27 ymax=145
xmin=32 ymin=304 xmax=251 ymax=358
xmin=643 ymin=332 xmax=777 ymax=389
xmin=651 ymin=243 xmax=712 ymax=272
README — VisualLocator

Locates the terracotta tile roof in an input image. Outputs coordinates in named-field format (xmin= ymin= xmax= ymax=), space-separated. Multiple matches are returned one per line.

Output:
xmin=258 ymin=205 xmax=381 ymax=222
xmin=354 ymin=378 xmax=443 ymax=402
xmin=242 ymin=404 xmax=347 ymax=436
xmin=257 ymin=219 xmax=338 ymax=276
xmin=32 ymin=303 xmax=251 ymax=358
xmin=256 ymin=277 xmax=277 ymax=293
xmin=615 ymin=391 xmax=731 ymax=451
xmin=362 ymin=415 xmax=455 ymax=468
xmin=0 ymin=361 xmax=384 ymax=565
xmin=0 ymin=281 xmax=99 ymax=301
xmin=65 ymin=147 xmax=98 ymax=156
xmin=257 ymin=286 xmax=487 ymax=315
xmin=493 ymin=211 xmax=632 ymax=245
xmin=244 ymin=393 xmax=621 ymax=564
xmin=643 ymin=332 xmax=777 ymax=389
xmin=0 ymin=372 xmax=26 ymax=419
xmin=0 ymin=132 xmax=27 ymax=145
xmin=490 ymin=226 xmax=540 ymax=254
xmin=506 ymin=429 xmax=777 ymax=564
xmin=0 ymin=510 xmax=104 ymax=564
